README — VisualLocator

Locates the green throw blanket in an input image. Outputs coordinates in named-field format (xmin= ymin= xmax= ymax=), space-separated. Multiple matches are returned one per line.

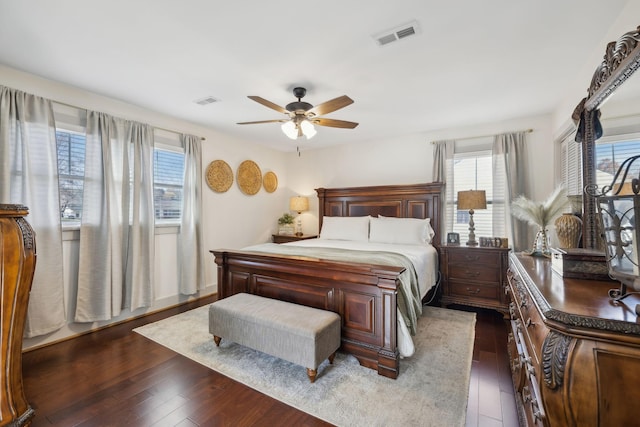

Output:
xmin=243 ymin=244 xmax=422 ymax=335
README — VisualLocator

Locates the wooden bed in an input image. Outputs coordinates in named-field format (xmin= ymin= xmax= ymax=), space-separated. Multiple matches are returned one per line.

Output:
xmin=210 ymin=182 xmax=443 ymax=379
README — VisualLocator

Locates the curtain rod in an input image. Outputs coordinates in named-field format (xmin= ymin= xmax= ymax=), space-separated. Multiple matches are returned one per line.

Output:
xmin=51 ymin=99 xmax=206 ymax=141
xmin=430 ymin=128 xmax=533 ymax=144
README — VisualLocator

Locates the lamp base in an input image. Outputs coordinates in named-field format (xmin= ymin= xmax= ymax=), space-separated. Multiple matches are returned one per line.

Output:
xmin=466 ymin=240 xmax=478 ymax=246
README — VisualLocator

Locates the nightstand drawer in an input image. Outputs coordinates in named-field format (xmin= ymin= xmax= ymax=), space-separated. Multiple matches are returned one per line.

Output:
xmin=448 ymin=264 xmax=500 ymax=282
xmin=448 ymin=250 xmax=500 ymax=265
xmin=449 ymin=281 xmax=500 ymax=300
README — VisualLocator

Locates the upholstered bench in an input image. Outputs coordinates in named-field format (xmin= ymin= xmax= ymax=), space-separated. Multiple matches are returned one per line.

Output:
xmin=209 ymin=293 xmax=341 ymax=383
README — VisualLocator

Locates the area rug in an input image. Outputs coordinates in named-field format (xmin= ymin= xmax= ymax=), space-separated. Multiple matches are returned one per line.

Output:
xmin=134 ymin=304 xmax=476 ymax=427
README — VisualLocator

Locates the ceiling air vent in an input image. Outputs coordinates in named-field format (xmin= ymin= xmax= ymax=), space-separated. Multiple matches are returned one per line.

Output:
xmin=373 ymin=20 xmax=421 ymax=47
xmin=194 ymin=96 xmax=218 ymax=106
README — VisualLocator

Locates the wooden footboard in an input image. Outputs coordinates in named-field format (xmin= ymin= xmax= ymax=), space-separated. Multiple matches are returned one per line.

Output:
xmin=211 ymin=249 xmax=405 ymax=379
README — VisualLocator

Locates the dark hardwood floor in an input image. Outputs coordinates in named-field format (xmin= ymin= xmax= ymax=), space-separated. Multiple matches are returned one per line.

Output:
xmin=21 ymin=298 xmax=518 ymax=427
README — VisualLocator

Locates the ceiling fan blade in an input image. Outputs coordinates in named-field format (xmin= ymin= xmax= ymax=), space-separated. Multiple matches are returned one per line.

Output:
xmin=312 ymin=118 xmax=359 ymax=129
xmin=307 ymin=95 xmax=354 ymax=116
xmin=247 ymin=96 xmax=288 ymax=114
xmin=237 ymin=119 xmax=288 ymax=125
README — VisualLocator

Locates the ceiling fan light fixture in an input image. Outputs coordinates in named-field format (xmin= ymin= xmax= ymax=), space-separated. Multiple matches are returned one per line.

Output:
xmin=281 ymin=121 xmax=298 ymax=140
xmin=300 ymin=120 xmax=317 ymax=139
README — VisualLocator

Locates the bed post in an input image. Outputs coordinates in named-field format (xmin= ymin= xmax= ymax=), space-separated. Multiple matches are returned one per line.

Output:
xmin=376 ymin=269 xmax=400 ymax=378
xmin=316 ymin=187 xmax=327 ymax=232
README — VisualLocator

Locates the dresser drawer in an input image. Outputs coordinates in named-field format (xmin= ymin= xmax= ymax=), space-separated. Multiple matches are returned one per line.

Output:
xmin=448 ymin=264 xmax=500 ymax=282
xmin=448 ymin=250 xmax=499 ymax=265
xmin=518 ymin=296 xmax=548 ymax=366
xmin=449 ymin=280 xmax=500 ymax=300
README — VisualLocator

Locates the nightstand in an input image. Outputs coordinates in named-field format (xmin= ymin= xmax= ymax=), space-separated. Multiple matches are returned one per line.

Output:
xmin=439 ymin=245 xmax=510 ymax=317
xmin=272 ymin=234 xmax=318 ymax=244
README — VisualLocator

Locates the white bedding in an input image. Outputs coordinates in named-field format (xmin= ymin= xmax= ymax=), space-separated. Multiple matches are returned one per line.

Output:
xmin=279 ymin=238 xmax=438 ymax=358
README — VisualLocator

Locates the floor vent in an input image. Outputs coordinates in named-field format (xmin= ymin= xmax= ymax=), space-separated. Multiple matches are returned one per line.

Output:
xmin=373 ymin=20 xmax=420 ymax=47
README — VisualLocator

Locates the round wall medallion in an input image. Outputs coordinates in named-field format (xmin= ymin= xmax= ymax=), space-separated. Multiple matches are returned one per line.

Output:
xmin=205 ymin=160 xmax=233 ymax=193
xmin=237 ymin=160 xmax=262 ymax=195
xmin=263 ymin=171 xmax=278 ymax=193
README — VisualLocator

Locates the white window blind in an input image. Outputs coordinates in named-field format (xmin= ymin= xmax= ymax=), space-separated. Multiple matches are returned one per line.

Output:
xmin=451 ymin=149 xmax=494 ymax=242
xmin=153 ymin=146 xmax=184 ymax=222
xmin=560 ymin=132 xmax=582 ymax=196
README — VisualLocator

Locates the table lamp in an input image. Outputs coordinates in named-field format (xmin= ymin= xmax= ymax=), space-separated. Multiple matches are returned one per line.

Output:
xmin=457 ymin=190 xmax=487 ymax=246
xmin=289 ymin=196 xmax=309 ymax=236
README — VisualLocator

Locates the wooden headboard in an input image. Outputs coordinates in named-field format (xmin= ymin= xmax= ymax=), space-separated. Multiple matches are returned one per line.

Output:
xmin=315 ymin=182 xmax=444 ymax=246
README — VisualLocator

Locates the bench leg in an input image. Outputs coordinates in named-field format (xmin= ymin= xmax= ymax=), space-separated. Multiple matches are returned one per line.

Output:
xmin=306 ymin=368 xmax=317 ymax=383
xmin=328 ymin=351 xmax=336 ymax=364
xmin=213 ymin=336 xmax=221 ymax=346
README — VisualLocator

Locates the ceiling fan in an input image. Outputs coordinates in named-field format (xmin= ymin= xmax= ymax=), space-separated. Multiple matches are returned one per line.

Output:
xmin=237 ymin=87 xmax=358 ymax=140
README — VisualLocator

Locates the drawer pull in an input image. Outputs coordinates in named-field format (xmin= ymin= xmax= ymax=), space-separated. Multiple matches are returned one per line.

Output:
xmin=464 ymin=255 xmax=480 ymax=261
xmin=464 ymin=270 xmax=481 ymax=278
xmin=533 ymin=410 xmax=543 ymax=422
xmin=515 ymin=318 xmax=523 ymax=332
xmin=466 ymin=287 xmax=481 ymax=294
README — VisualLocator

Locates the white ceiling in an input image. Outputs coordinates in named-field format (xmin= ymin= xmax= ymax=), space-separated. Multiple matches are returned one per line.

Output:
xmin=0 ymin=0 xmax=631 ymax=151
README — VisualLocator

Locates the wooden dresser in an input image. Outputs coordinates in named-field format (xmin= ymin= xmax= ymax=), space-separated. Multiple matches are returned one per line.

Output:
xmin=439 ymin=245 xmax=510 ymax=316
xmin=507 ymin=252 xmax=640 ymax=426
xmin=1 ymin=205 xmax=36 ymax=426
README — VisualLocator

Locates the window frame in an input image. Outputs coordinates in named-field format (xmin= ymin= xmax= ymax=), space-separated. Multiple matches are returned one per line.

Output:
xmin=153 ymin=141 xmax=185 ymax=227
xmin=449 ymin=147 xmax=496 ymax=243
xmin=53 ymin=103 xmax=187 ymax=230
xmin=594 ymin=133 xmax=640 ymax=191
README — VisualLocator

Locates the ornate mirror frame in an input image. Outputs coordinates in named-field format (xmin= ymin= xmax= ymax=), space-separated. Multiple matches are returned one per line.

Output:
xmin=576 ymin=25 xmax=640 ymax=249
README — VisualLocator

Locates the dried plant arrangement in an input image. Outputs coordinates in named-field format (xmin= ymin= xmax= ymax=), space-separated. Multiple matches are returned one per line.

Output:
xmin=511 ymin=186 xmax=568 ymax=256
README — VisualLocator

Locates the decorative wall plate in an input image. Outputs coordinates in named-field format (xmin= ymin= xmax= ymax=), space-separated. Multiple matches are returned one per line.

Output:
xmin=205 ymin=160 xmax=233 ymax=193
xmin=263 ymin=171 xmax=278 ymax=193
xmin=237 ymin=160 xmax=262 ymax=195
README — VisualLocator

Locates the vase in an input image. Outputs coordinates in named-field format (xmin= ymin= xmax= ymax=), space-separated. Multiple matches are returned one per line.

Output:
xmin=525 ymin=228 xmax=551 ymax=257
xmin=0 ymin=204 xmax=36 ymax=426
xmin=555 ymin=213 xmax=582 ymax=249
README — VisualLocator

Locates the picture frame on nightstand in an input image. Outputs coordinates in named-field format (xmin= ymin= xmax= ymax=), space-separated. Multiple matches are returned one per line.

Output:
xmin=447 ymin=232 xmax=460 ymax=245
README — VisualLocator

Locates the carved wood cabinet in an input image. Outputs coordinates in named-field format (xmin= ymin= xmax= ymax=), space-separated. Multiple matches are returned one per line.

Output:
xmin=507 ymin=253 xmax=640 ymax=426
xmin=1 ymin=205 xmax=36 ymax=426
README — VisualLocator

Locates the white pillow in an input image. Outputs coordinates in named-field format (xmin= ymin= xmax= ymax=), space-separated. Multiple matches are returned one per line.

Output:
xmin=319 ymin=216 xmax=370 ymax=242
xmin=370 ymin=216 xmax=434 ymax=245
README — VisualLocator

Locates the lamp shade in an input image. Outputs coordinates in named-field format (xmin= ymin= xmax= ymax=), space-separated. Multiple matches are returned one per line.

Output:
xmin=457 ymin=190 xmax=487 ymax=210
xmin=300 ymin=120 xmax=317 ymax=139
xmin=281 ymin=121 xmax=298 ymax=140
xmin=289 ymin=196 xmax=309 ymax=213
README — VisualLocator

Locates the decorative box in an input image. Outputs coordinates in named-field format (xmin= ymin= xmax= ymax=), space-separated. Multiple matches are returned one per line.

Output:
xmin=550 ymin=248 xmax=613 ymax=281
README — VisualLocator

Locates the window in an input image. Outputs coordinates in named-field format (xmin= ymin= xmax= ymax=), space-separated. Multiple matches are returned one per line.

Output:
xmin=54 ymin=129 xmax=185 ymax=224
xmin=56 ymin=130 xmax=86 ymax=222
xmin=560 ymin=132 xmax=582 ymax=196
xmin=595 ymin=138 xmax=640 ymax=191
xmin=153 ymin=147 xmax=184 ymax=222
xmin=450 ymin=150 xmax=496 ymax=243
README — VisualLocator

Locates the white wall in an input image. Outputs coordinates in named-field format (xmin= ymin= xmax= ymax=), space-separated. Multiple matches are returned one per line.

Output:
xmin=552 ymin=1 xmax=640 ymax=134
xmin=287 ymin=114 xmax=556 ymax=238
xmin=0 ymin=65 xmax=290 ymax=349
